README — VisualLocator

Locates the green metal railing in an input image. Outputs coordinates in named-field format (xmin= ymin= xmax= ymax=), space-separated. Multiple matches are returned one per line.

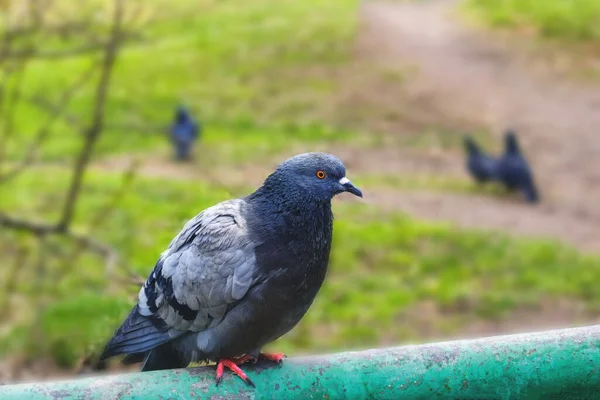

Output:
xmin=3 ymin=324 xmax=600 ymax=399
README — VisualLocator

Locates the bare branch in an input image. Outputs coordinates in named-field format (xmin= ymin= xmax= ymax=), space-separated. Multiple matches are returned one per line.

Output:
xmin=68 ymin=230 xmax=119 ymax=272
xmin=0 ymin=0 xmax=147 ymax=338
xmin=0 ymin=67 xmax=27 ymax=168
xmin=27 ymin=96 xmax=84 ymax=128
xmin=89 ymin=158 xmax=139 ymax=230
xmin=0 ymin=213 xmax=59 ymax=235
xmin=0 ymin=31 xmax=142 ymax=63
xmin=0 ymin=212 xmax=118 ymax=269
xmin=58 ymin=0 xmax=125 ymax=232
xmin=27 ymin=95 xmax=165 ymax=135
xmin=57 ymin=159 xmax=139 ymax=280
xmin=0 ymin=240 xmax=28 ymax=319
xmin=0 ymin=65 xmax=97 ymax=183
xmin=2 ymin=40 xmax=115 ymax=62
xmin=4 ymin=20 xmax=92 ymax=40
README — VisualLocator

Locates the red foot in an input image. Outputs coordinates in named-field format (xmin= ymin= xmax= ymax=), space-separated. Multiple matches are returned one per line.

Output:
xmin=259 ymin=352 xmax=286 ymax=365
xmin=215 ymin=358 xmax=255 ymax=387
xmin=232 ymin=354 xmax=255 ymax=365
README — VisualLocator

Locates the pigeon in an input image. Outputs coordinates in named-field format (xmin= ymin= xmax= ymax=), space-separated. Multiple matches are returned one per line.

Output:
xmin=99 ymin=152 xmax=363 ymax=386
xmin=463 ymin=135 xmax=498 ymax=183
xmin=170 ymin=105 xmax=200 ymax=161
xmin=496 ymin=129 xmax=540 ymax=203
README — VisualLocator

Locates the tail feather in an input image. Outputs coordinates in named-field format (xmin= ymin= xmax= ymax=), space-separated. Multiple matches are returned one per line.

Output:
xmin=120 ymin=343 xmax=189 ymax=371
xmin=100 ymin=306 xmax=172 ymax=361
xmin=522 ymin=184 xmax=540 ymax=203
xmin=105 ymin=333 xmax=170 ymax=355
xmin=141 ymin=343 xmax=188 ymax=372
xmin=122 ymin=352 xmax=146 ymax=365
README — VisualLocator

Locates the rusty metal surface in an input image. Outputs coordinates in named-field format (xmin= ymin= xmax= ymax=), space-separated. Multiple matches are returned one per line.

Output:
xmin=3 ymin=324 xmax=600 ymax=399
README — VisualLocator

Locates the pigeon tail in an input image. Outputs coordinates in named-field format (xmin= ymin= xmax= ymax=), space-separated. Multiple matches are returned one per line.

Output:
xmin=140 ymin=342 xmax=188 ymax=372
xmin=522 ymin=184 xmax=540 ymax=203
xmin=99 ymin=306 xmax=172 ymax=361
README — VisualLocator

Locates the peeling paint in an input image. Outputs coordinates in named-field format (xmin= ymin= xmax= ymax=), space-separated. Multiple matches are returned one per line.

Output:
xmin=3 ymin=326 xmax=600 ymax=399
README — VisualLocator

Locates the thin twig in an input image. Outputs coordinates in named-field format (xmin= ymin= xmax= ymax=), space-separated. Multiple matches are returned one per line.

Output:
xmin=0 ymin=213 xmax=59 ymax=235
xmin=0 ymin=66 xmax=27 ymax=169
xmin=0 ymin=212 xmax=118 ymax=267
xmin=0 ymin=31 xmax=143 ymax=63
xmin=0 ymin=65 xmax=97 ymax=183
xmin=58 ymin=0 xmax=125 ymax=232
xmin=0 ymin=239 xmax=28 ymax=319
xmin=58 ymin=159 xmax=139 ymax=279
xmin=88 ymin=159 xmax=139 ymax=231
xmin=2 ymin=42 xmax=102 ymax=61
xmin=4 ymin=20 xmax=92 ymax=40
xmin=27 ymin=96 xmax=166 ymax=134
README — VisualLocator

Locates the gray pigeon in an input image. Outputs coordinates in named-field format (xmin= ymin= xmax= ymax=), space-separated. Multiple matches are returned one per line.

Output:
xmin=99 ymin=152 xmax=362 ymax=386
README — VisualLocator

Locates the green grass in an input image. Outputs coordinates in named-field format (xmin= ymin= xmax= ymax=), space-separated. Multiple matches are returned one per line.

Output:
xmin=464 ymin=0 xmax=600 ymax=40
xmin=3 ymin=0 xmax=360 ymax=163
xmin=358 ymin=173 xmax=508 ymax=196
xmin=2 ymin=170 xmax=600 ymax=365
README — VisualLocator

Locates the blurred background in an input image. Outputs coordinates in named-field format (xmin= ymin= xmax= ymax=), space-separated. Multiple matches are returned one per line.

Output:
xmin=2 ymin=0 xmax=600 ymax=383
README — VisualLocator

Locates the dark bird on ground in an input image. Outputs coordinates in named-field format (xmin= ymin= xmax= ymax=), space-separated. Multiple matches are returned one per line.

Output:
xmin=496 ymin=130 xmax=540 ymax=203
xmin=99 ymin=152 xmax=363 ymax=386
xmin=463 ymin=135 xmax=498 ymax=183
xmin=170 ymin=106 xmax=200 ymax=161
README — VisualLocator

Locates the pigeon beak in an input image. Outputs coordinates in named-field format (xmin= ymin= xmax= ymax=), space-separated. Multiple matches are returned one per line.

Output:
xmin=339 ymin=177 xmax=363 ymax=198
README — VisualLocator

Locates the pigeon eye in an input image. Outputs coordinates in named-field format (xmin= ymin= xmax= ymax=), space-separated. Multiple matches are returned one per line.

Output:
xmin=316 ymin=170 xmax=326 ymax=179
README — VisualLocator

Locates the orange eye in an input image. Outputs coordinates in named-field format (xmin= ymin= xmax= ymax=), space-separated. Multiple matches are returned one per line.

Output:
xmin=316 ymin=170 xmax=326 ymax=179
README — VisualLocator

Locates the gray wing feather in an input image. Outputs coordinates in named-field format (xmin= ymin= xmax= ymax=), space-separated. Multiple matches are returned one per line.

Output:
xmin=137 ymin=199 xmax=258 ymax=334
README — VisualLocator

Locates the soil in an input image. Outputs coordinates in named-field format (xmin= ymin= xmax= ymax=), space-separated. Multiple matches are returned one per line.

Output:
xmin=92 ymin=1 xmax=600 ymax=338
xmin=346 ymin=0 xmax=600 ymax=252
xmin=101 ymin=0 xmax=600 ymax=253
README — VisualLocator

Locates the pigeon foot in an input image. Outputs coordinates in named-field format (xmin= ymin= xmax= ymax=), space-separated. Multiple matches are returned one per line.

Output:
xmin=215 ymin=358 xmax=255 ymax=387
xmin=258 ymin=352 xmax=286 ymax=366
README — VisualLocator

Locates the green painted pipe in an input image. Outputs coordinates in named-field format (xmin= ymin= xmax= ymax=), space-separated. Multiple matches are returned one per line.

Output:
xmin=3 ymin=325 xmax=600 ymax=399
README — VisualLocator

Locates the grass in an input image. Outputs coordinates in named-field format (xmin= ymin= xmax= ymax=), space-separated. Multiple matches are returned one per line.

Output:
xmin=464 ymin=0 xmax=600 ymax=40
xmin=3 ymin=0 xmax=361 ymax=163
xmin=358 ymin=173 xmax=508 ymax=196
xmin=2 ymin=170 xmax=600 ymax=366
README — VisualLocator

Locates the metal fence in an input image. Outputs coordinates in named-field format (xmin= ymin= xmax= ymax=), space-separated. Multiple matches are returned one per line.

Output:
xmin=3 ymin=324 xmax=600 ymax=399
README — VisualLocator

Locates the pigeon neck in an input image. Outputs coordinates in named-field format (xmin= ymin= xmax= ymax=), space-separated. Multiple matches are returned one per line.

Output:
xmin=247 ymin=181 xmax=334 ymax=283
xmin=250 ymin=183 xmax=331 ymax=212
xmin=467 ymin=144 xmax=480 ymax=155
xmin=248 ymin=179 xmax=334 ymax=235
xmin=506 ymin=135 xmax=520 ymax=154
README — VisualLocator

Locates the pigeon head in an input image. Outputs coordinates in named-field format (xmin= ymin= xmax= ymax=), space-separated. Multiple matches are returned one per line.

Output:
xmin=261 ymin=152 xmax=362 ymax=201
xmin=504 ymin=129 xmax=520 ymax=154
xmin=463 ymin=135 xmax=480 ymax=154
xmin=175 ymin=106 xmax=189 ymax=122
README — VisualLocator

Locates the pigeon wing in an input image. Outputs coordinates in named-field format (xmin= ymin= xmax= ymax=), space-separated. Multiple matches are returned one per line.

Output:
xmin=138 ymin=198 xmax=259 ymax=333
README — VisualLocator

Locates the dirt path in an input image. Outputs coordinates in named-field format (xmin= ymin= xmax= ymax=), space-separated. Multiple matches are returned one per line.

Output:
xmin=96 ymin=0 xmax=600 ymax=253
xmin=96 ymin=149 xmax=600 ymax=253
xmin=348 ymin=0 xmax=600 ymax=251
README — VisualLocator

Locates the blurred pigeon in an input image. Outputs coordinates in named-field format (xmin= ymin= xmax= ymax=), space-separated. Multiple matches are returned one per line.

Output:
xmin=99 ymin=153 xmax=362 ymax=386
xmin=170 ymin=106 xmax=200 ymax=161
xmin=463 ymin=135 xmax=498 ymax=183
xmin=497 ymin=130 xmax=540 ymax=203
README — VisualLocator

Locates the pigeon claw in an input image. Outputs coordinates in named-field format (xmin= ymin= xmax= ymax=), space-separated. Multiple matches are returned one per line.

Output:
xmin=260 ymin=352 xmax=286 ymax=366
xmin=214 ymin=358 xmax=255 ymax=387
xmin=234 ymin=354 xmax=257 ymax=365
